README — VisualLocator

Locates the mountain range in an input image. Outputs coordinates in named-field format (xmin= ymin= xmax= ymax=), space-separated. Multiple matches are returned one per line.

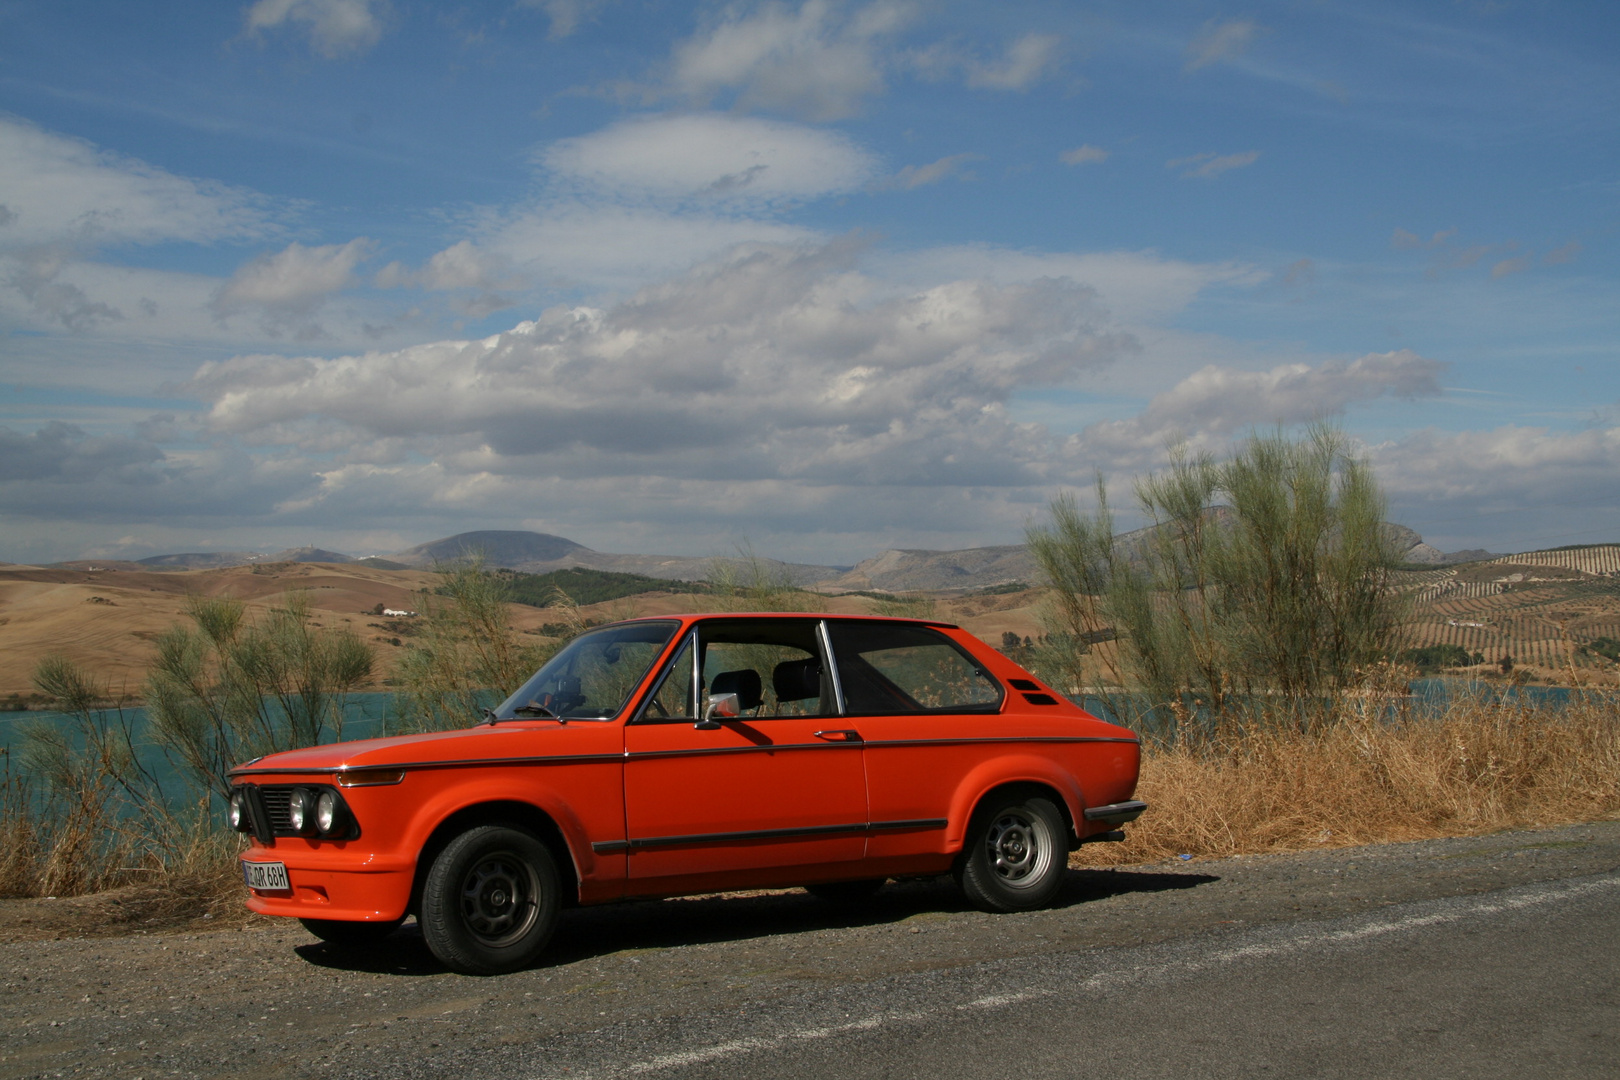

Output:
xmin=77 ymin=524 xmax=1504 ymax=593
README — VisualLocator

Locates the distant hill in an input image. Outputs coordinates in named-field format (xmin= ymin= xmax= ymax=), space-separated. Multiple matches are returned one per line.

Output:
xmin=269 ymin=546 xmax=355 ymax=564
xmin=89 ymin=523 xmax=1511 ymax=589
xmin=137 ymin=551 xmax=268 ymax=569
xmin=385 ymin=530 xmax=846 ymax=585
xmin=133 ymin=547 xmax=355 ymax=569
xmin=831 ymin=545 xmax=1036 ymax=593
xmin=387 ymin=530 xmax=588 ymax=568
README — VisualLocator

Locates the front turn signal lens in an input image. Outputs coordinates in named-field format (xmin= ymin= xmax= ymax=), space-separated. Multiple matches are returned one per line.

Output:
xmin=335 ymin=769 xmax=405 ymax=787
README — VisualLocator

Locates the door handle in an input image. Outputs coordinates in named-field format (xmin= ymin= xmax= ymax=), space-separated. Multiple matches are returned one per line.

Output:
xmin=813 ymin=729 xmax=862 ymax=742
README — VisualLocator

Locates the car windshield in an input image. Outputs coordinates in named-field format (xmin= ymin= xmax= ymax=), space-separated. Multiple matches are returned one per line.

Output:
xmin=492 ymin=621 xmax=679 ymax=721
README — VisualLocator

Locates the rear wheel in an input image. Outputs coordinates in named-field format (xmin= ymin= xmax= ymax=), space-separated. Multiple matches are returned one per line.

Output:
xmin=420 ymin=825 xmax=561 ymax=975
xmin=954 ymin=792 xmax=1066 ymax=913
xmin=804 ymin=878 xmax=885 ymax=904
xmin=299 ymin=917 xmax=403 ymax=949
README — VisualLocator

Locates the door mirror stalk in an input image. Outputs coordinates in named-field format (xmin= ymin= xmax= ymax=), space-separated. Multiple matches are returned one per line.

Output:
xmin=695 ymin=692 xmax=738 ymax=730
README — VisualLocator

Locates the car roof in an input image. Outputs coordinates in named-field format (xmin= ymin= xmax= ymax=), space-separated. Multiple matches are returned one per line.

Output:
xmin=609 ymin=612 xmax=964 ymax=631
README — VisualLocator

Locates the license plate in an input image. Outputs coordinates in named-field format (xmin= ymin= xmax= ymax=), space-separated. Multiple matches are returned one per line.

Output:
xmin=242 ymin=860 xmax=290 ymax=891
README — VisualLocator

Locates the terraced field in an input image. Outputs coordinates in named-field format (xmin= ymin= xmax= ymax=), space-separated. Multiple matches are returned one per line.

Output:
xmin=1397 ymin=545 xmax=1620 ymax=674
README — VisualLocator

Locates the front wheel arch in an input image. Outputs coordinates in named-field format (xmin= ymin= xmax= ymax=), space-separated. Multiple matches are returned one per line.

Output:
xmin=409 ymin=800 xmax=578 ymax=918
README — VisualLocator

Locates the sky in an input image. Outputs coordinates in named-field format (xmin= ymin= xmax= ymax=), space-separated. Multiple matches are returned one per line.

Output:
xmin=0 ymin=0 xmax=1616 ymax=566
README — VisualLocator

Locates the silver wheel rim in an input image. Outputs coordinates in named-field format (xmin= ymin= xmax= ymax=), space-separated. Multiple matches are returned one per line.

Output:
xmin=458 ymin=851 xmax=540 ymax=946
xmin=985 ymin=809 xmax=1054 ymax=889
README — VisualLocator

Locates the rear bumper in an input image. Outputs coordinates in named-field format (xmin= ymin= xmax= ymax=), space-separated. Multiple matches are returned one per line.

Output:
xmin=241 ymin=854 xmax=414 ymax=922
xmin=1083 ymin=800 xmax=1148 ymax=826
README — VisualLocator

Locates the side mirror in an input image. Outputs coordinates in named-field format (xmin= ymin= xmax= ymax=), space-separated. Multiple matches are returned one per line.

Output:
xmin=695 ymin=692 xmax=738 ymax=730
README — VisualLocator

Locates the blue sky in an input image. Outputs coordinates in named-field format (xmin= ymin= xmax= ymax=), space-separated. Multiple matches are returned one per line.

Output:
xmin=0 ymin=0 xmax=1616 ymax=565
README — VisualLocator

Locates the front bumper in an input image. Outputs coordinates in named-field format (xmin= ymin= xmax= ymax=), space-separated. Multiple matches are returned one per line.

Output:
xmin=240 ymin=848 xmax=415 ymax=922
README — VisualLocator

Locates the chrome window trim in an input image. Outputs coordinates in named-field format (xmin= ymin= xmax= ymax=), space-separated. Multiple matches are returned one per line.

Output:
xmin=630 ymin=628 xmax=700 ymax=725
xmin=817 ymin=619 xmax=847 ymax=716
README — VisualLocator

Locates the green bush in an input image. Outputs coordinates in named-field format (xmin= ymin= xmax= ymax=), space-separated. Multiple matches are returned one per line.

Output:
xmin=1027 ymin=427 xmax=1407 ymax=727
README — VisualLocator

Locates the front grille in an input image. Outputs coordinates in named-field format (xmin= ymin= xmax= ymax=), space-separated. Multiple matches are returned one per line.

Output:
xmin=243 ymin=783 xmax=359 ymax=840
xmin=258 ymin=786 xmax=294 ymax=832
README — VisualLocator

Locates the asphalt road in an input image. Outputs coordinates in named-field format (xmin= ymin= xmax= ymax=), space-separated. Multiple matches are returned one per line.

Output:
xmin=4 ymin=821 xmax=1619 ymax=1079
xmin=520 ymin=873 xmax=1620 ymax=1080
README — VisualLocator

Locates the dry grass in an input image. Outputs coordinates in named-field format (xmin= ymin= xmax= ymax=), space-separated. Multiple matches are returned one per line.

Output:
xmin=1081 ymin=689 xmax=1620 ymax=866
xmin=0 ymin=776 xmax=246 ymax=902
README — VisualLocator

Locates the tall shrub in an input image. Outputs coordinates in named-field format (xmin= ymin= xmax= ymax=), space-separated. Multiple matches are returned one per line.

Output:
xmin=393 ymin=558 xmax=551 ymax=732
xmin=1027 ymin=427 xmax=1406 ymax=726
xmin=145 ymin=593 xmax=374 ymax=799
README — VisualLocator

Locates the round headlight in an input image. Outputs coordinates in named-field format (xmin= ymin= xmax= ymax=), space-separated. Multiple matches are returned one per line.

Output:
xmin=229 ymin=790 xmax=250 ymax=832
xmin=315 ymin=790 xmax=341 ymax=835
xmin=287 ymin=788 xmax=313 ymax=833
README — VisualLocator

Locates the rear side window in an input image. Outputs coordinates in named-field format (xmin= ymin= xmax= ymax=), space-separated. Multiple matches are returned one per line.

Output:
xmin=826 ymin=623 xmax=1002 ymax=715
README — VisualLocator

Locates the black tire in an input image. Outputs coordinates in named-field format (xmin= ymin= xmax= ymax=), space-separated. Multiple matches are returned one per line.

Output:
xmin=299 ymin=916 xmax=403 ymax=949
xmin=954 ymin=792 xmax=1067 ymax=913
xmin=804 ymin=878 xmax=886 ymax=904
xmin=420 ymin=825 xmax=561 ymax=976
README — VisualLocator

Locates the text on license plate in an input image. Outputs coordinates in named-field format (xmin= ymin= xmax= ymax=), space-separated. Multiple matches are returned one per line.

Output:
xmin=242 ymin=860 xmax=290 ymax=891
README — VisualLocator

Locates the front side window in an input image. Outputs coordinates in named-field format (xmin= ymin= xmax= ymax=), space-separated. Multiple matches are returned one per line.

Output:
xmin=826 ymin=622 xmax=1002 ymax=715
xmin=493 ymin=621 xmax=678 ymax=721
xmin=635 ymin=618 xmax=834 ymax=722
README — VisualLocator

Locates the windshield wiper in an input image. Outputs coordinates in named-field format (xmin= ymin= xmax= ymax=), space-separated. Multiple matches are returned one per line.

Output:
xmin=512 ymin=702 xmax=562 ymax=719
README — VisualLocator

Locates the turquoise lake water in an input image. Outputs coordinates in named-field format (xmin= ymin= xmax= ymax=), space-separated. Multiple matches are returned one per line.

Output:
xmin=0 ymin=679 xmax=1605 ymax=798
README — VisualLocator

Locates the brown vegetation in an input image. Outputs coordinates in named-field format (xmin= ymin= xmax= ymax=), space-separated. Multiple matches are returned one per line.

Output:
xmin=1080 ymin=688 xmax=1620 ymax=867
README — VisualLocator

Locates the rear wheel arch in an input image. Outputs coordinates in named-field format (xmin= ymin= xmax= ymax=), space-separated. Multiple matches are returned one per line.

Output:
xmin=409 ymin=800 xmax=579 ymax=917
xmin=961 ymin=780 xmax=1077 ymax=854
xmin=946 ymin=760 xmax=1086 ymax=852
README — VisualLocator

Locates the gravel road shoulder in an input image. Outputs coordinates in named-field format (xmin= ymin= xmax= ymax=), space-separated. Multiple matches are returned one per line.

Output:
xmin=3 ymin=819 xmax=1618 ymax=1079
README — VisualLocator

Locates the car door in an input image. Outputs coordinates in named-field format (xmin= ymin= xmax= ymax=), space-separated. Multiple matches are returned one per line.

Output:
xmin=622 ymin=618 xmax=868 ymax=887
xmin=823 ymin=620 xmax=1006 ymax=862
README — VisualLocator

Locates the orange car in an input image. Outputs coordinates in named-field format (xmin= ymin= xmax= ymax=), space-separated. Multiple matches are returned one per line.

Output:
xmin=229 ymin=614 xmax=1145 ymax=975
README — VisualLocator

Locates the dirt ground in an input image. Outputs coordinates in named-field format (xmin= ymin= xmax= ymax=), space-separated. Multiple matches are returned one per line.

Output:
xmin=2 ymin=821 xmax=1618 ymax=1079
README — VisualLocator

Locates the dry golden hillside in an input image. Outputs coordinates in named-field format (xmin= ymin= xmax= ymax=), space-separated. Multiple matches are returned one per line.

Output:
xmin=0 ymin=562 xmax=1047 ymax=703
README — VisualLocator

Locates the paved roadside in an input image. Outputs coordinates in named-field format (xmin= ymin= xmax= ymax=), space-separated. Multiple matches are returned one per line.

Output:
xmin=2 ymin=820 xmax=1618 ymax=1079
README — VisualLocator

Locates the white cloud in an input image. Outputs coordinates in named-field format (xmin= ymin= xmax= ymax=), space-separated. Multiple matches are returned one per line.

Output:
xmin=245 ymin=0 xmax=386 ymax=58
xmin=0 ymin=115 xmax=270 ymax=250
xmin=376 ymin=240 xmax=513 ymax=292
xmin=963 ymin=33 xmax=1062 ymax=90
xmin=6 ymin=246 xmax=125 ymax=331
xmin=211 ymin=238 xmax=373 ymax=319
xmin=1167 ymin=150 xmax=1261 ymax=179
xmin=0 ymin=421 xmax=162 ymax=484
xmin=1185 ymin=18 xmax=1260 ymax=72
xmin=1060 ymin=145 xmax=1109 ymax=166
xmin=542 ymin=113 xmax=877 ymax=205
xmin=667 ymin=0 xmax=912 ymax=120
xmin=870 ymin=247 xmax=1262 ymax=325
xmin=909 ymin=32 xmax=1063 ymax=92
xmin=478 ymin=201 xmax=818 ymax=295
xmin=873 ymin=153 xmax=982 ymax=191
xmin=194 ymin=240 xmax=1133 ymax=500
xmin=1373 ymin=424 xmax=1620 ymax=526
xmin=518 ymin=0 xmax=609 ymax=39
xmin=1491 ymin=255 xmax=1531 ymax=279
xmin=1074 ymin=350 xmax=1447 ymax=457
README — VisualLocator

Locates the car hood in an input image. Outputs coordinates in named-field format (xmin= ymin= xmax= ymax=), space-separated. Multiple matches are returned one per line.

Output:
xmin=232 ymin=722 xmax=617 ymax=775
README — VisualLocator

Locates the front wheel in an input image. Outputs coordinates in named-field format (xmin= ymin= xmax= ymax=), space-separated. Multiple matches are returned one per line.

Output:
xmin=954 ymin=793 xmax=1066 ymax=913
xmin=420 ymin=825 xmax=561 ymax=975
